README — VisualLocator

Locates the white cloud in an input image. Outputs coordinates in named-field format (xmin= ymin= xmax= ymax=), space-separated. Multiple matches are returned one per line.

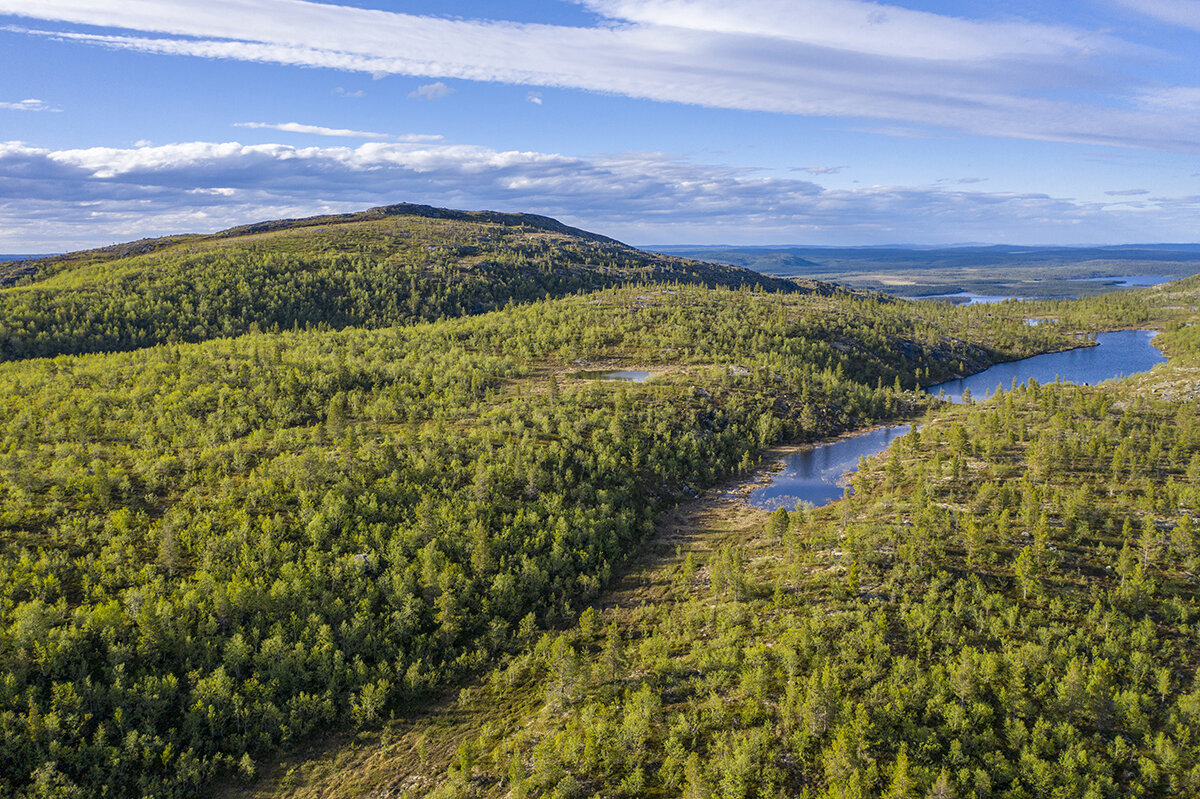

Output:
xmin=235 ymin=121 xmax=391 ymax=139
xmin=233 ymin=122 xmax=442 ymax=142
xmin=575 ymin=0 xmax=1110 ymax=61
xmin=333 ymin=87 xmax=364 ymax=97
xmin=408 ymin=82 xmax=453 ymax=100
xmin=0 ymin=1 xmax=1195 ymax=150
xmin=1115 ymin=0 xmax=1200 ymax=31
xmin=527 ymin=91 xmax=543 ymax=105
xmin=1 ymin=137 xmax=1199 ymax=250
xmin=795 ymin=166 xmax=846 ymax=175
xmin=1105 ymin=188 xmax=1150 ymax=196
xmin=0 ymin=98 xmax=58 ymax=111
xmin=1136 ymin=87 xmax=1200 ymax=113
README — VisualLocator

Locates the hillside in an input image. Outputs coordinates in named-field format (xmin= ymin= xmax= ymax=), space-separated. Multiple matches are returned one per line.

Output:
xmin=364 ymin=343 xmax=1200 ymax=799
xmin=221 ymin=275 xmax=1200 ymax=799
xmin=0 ymin=282 xmax=1070 ymax=798
xmin=0 ymin=203 xmax=808 ymax=362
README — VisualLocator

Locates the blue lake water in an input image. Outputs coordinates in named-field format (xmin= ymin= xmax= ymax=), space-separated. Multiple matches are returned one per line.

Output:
xmin=914 ymin=275 xmax=1175 ymax=304
xmin=747 ymin=329 xmax=1165 ymax=510
xmin=912 ymin=291 xmax=1031 ymax=305
xmin=575 ymin=369 xmax=655 ymax=382
xmin=927 ymin=330 xmax=1166 ymax=404
xmin=602 ymin=370 xmax=652 ymax=383
xmin=747 ymin=424 xmax=913 ymax=509
xmin=1081 ymin=275 xmax=1173 ymax=287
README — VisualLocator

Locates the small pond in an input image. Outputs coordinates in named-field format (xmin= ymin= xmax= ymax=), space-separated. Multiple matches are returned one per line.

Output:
xmin=600 ymin=370 xmax=653 ymax=383
xmin=574 ymin=369 xmax=654 ymax=383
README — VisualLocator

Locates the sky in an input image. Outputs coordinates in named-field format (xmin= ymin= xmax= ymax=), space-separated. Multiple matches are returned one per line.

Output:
xmin=1 ymin=0 xmax=1199 ymax=251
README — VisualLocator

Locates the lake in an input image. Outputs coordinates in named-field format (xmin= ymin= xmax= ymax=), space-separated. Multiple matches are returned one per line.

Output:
xmin=747 ymin=424 xmax=913 ymax=509
xmin=1081 ymin=275 xmax=1174 ymax=287
xmin=912 ymin=275 xmax=1176 ymax=305
xmin=927 ymin=330 xmax=1165 ymax=403
xmin=746 ymin=329 xmax=1165 ymax=510
xmin=911 ymin=291 xmax=1032 ymax=305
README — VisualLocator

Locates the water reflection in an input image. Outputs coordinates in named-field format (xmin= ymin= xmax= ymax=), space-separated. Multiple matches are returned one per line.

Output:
xmin=747 ymin=425 xmax=912 ymax=510
xmin=748 ymin=330 xmax=1165 ymax=510
xmin=927 ymin=330 xmax=1165 ymax=404
xmin=1080 ymin=275 xmax=1173 ymax=287
xmin=573 ymin=369 xmax=654 ymax=382
xmin=601 ymin=370 xmax=652 ymax=383
xmin=910 ymin=291 xmax=1031 ymax=305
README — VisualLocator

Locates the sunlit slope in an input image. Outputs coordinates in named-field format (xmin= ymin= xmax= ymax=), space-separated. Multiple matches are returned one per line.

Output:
xmin=250 ymin=280 xmax=1200 ymax=799
xmin=0 ymin=283 xmax=1069 ymax=798
xmin=0 ymin=203 xmax=807 ymax=361
xmin=386 ymin=356 xmax=1200 ymax=799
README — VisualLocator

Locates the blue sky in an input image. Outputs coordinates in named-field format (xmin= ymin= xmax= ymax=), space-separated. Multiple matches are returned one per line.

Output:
xmin=1 ymin=0 xmax=1199 ymax=250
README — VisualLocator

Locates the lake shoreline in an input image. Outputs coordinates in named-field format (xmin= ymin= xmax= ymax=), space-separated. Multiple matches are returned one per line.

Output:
xmin=745 ymin=329 xmax=1166 ymax=511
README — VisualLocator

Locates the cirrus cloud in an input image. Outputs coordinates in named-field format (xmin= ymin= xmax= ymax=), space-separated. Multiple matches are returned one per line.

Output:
xmin=0 ymin=0 xmax=1197 ymax=150
xmin=235 ymin=121 xmax=391 ymax=139
xmin=1115 ymin=0 xmax=1200 ymax=32
xmin=233 ymin=121 xmax=443 ymax=142
xmin=794 ymin=166 xmax=847 ymax=175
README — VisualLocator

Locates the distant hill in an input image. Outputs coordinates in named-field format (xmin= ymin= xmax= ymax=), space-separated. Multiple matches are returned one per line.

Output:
xmin=0 ymin=203 xmax=812 ymax=361
xmin=651 ymin=244 xmax=1200 ymax=272
xmin=1095 ymin=243 xmax=1200 ymax=252
xmin=646 ymin=247 xmax=821 ymax=272
xmin=0 ymin=255 xmax=57 ymax=286
xmin=652 ymin=244 xmax=1200 ymax=300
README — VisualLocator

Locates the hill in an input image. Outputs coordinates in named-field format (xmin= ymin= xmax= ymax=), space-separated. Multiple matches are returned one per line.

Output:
xmin=0 ymin=281 xmax=1070 ymax=798
xmin=0 ymin=203 xmax=807 ymax=362
xmin=222 ymin=276 xmax=1200 ymax=799
xmin=354 ymin=339 xmax=1200 ymax=799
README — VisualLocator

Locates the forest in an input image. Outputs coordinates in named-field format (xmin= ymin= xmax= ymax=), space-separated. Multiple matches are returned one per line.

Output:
xmin=0 ymin=263 xmax=1074 ymax=798
xmin=416 ymin=360 xmax=1200 ymax=798
xmin=1 ymin=209 xmax=1197 ymax=799
xmin=0 ymin=205 xmax=800 ymax=363
xmin=240 ymin=275 xmax=1200 ymax=799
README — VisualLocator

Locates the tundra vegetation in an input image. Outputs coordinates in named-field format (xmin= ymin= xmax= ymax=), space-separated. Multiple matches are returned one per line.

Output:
xmin=0 ymin=209 xmax=1196 ymax=799
xmin=397 ymin=324 xmax=1200 ymax=799
xmin=0 ymin=204 xmax=802 ymax=363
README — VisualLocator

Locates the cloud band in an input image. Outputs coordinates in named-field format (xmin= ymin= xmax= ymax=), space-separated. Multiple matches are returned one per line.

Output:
xmin=1 ymin=138 xmax=1197 ymax=250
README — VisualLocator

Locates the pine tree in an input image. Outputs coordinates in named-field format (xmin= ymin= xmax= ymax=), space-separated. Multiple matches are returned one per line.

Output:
xmin=882 ymin=748 xmax=916 ymax=799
